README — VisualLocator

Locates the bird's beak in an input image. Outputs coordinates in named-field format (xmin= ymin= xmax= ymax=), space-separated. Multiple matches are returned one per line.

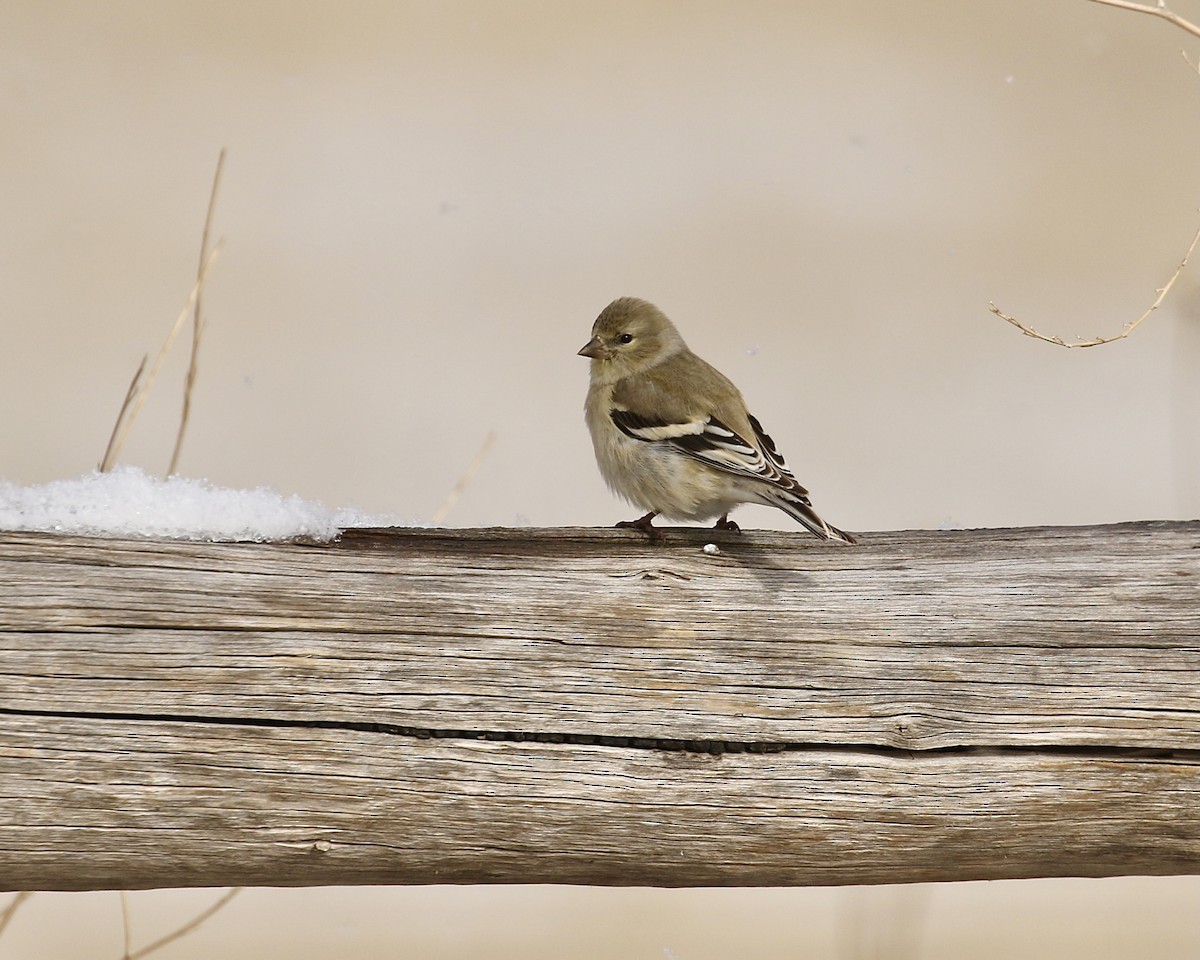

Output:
xmin=577 ymin=336 xmax=607 ymax=360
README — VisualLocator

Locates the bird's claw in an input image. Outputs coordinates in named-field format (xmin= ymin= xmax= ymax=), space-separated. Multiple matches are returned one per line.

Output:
xmin=616 ymin=512 xmax=661 ymax=541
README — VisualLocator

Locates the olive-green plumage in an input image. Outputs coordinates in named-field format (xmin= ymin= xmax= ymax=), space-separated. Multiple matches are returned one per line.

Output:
xmin=578 ymin=297 xmax=855 ymax=542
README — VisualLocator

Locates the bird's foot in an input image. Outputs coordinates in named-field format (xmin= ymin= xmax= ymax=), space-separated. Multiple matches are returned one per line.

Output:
xmin=712 ymin=515 xmax=740 ymax=532
xmin=616 ymin=512 xmax=661 ymax=541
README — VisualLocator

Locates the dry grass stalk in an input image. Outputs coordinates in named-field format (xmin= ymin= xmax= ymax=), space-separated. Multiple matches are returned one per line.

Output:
xmin=119 ymin=890 xmax=133 ymax=960
xmin=431 ymin=430 xmax=497 ymax=523
xmin=169 ymin=148 xmax=227 ymax=477
xmin=122 ymin=888 xmax=242 ymax=960
xmin=99 ymin=357 xmax=147 ymax=472
xmin=98 ymin=243 xmax=223 ymax=472
xmin=0 ymin=892 xmax=33 ymax=940
xmin=989 ymin=222 xmax=1200 ymax=347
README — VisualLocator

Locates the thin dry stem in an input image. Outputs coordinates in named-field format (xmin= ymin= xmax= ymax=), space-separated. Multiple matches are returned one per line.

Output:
xmin=0 ymin=892 xmax=33 ymax=940
xmin=99 ymin=356 xmax=148 ymax=472
xmin=1087 ymin=0 xmax=1200 ymax=39
xmin=431 ymin=430 xmax=497 ymax=523
xmin=119 ymin=891 xmax=133 ymax=960
xmin=123 ymin=888 xmax=242 ymax=960
xmin=989 ymin=221 xmax=1200 ymax=347
xmin=100 ymin=243 xmax=223 ymax=472
xmin=169 ymin=148 xmax=226 ymax=477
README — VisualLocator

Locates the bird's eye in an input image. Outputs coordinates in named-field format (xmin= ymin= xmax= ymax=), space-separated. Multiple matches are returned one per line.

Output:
xmin=618 ymin=333 xmax=634 ymax=344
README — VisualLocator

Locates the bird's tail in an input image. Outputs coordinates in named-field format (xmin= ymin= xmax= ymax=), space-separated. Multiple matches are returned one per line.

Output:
xmin=770 ymin=491 xmax=858 ymax=545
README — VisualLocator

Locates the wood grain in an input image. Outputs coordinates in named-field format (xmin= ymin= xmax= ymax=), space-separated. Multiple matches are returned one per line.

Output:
xmin=1 ymin=522 xmax=1198 ymax=890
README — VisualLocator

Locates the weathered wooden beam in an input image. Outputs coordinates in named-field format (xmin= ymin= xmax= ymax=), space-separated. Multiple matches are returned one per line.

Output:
xmin=1 ymin=522 xmax=1198 ymax=891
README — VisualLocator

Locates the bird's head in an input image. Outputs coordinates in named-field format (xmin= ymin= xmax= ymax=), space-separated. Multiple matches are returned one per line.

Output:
xmin=577 ymin=297 xmax=686 ymax=380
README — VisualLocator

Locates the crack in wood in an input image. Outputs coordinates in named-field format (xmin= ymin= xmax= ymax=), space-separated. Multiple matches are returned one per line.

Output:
xmin=2 ymin=706 xmax=1198 ymax=762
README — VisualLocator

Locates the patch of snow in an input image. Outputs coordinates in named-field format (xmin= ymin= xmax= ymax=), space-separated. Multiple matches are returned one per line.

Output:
xmin=0 ymin=467 xmax=406 ymax=542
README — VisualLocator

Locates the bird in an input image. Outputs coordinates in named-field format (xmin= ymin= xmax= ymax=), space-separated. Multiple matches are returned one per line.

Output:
xmin=578 ymin=297 xmax=856 ymax=543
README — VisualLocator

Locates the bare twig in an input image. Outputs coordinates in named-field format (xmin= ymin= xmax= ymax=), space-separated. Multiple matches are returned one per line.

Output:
xmin=0 ymin=892 xmax=33 ymax=940
xmin=1087 ymin=0 xmax=1200 ymax=39
xmin=431 ymin=430 xmax=497 ymax=524
xmin=990 ymin=1 xmax=1200 ymax=346
xmin=989 ymin=221 xmax=1200 ymax=347
xmin=99 ymin=243 xmax=223 ymax=472
xmin=123 ymin=888 xmax=242 ymax=960
xmin=169 ymin=148 xmax=226 ymax=477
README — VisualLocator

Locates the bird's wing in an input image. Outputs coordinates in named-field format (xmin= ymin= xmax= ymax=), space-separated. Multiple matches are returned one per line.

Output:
xmin=745 ymin=413 xmax=810 ymax=497
xmin=609 ymin=350 xmax=813 ymax=498
xmin=609 ymin=407 xmax=810 ymax=498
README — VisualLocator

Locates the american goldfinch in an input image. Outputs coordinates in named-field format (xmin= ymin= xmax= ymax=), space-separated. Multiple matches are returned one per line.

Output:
xmin=578 ymin=297 xmax=856 ymax=543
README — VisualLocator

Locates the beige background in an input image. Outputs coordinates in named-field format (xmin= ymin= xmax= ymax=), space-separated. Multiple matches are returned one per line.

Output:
xmin=2 ymin=0 xmax=1199 ymax=956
